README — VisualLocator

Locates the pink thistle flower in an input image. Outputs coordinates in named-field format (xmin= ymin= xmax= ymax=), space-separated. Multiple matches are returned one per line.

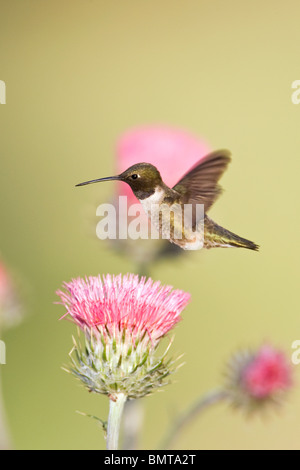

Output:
xmin=57 ymin=274 xmax=190 ymax=399
xmin=57 ymin=273 xmax=190 ymax=343
xmin=224 ymin=344 xmax=293 ymax=413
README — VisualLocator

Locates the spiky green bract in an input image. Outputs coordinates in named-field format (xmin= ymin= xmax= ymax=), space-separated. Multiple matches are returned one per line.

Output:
xmin=68 ymin=326 xmax=180 ymax=400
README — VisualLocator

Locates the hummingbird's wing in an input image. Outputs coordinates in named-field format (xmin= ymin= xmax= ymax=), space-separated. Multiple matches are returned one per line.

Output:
xmin=172 ymin=150 xmax=231 ymax=222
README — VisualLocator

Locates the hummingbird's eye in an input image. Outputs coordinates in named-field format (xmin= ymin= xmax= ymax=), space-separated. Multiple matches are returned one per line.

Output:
xmin=131 ymin=174 xmax=138 ymax=180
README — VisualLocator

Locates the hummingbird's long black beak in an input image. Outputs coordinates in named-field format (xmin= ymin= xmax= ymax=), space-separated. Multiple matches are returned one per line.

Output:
xmin=75 ymin=175 xmax=121 ymax=187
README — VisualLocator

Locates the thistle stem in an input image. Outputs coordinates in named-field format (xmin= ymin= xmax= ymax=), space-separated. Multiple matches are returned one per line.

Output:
xmin=106 ymin=393 xmax=127 ymax=450
xmin=160 ymin=389 xmax=228 ymax=449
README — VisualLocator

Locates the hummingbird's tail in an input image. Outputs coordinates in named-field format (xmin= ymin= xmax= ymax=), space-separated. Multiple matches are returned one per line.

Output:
xmin=204 ymin=217 xmax=259 ymax=251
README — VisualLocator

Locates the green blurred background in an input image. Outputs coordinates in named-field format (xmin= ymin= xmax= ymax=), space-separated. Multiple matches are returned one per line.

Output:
xmin=0 ymin=0 xmax=300 ymax=450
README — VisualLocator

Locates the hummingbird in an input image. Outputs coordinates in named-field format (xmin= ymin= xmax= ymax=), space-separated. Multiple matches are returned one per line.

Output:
xmin=76 ymin=150 xmax=259 ymax=251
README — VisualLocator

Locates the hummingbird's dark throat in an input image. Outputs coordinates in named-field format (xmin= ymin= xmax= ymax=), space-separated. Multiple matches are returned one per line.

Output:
xmin=134 ymin=188 xmax=155 ymax=200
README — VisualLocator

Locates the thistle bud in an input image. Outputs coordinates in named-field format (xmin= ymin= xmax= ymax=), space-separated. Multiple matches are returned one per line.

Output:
xmin=224 ymin=345 xmax=293 ymax=413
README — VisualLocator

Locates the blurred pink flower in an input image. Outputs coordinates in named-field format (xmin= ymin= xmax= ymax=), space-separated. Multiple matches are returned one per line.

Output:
xmin=242 ymin=345 xmax=292 ymax=399
xmin=0 ymin=260 xmax=23 ymax=330
xmin=0 ymin=263 xmax=10 ymax=302
xmin=116 ymin=126 xmax=210 ymax=203
xmin=57 ymin=273 xmax=190 ymax=344
xmin=225 ymin=344 xmax=293 ymax=413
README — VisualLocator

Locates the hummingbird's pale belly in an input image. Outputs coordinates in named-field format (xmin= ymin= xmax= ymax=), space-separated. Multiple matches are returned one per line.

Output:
xmin=140 ymin=189 xmax=204 ymax=250
xmin=179 ymin=234 xmax=204 ymax=250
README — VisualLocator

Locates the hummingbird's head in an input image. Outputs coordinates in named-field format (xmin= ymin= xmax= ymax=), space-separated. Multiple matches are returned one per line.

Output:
xmin=119 ymin=163 xmax=163 ymax=199
xmin=76 ymin=162 xmax=163 ymax=200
